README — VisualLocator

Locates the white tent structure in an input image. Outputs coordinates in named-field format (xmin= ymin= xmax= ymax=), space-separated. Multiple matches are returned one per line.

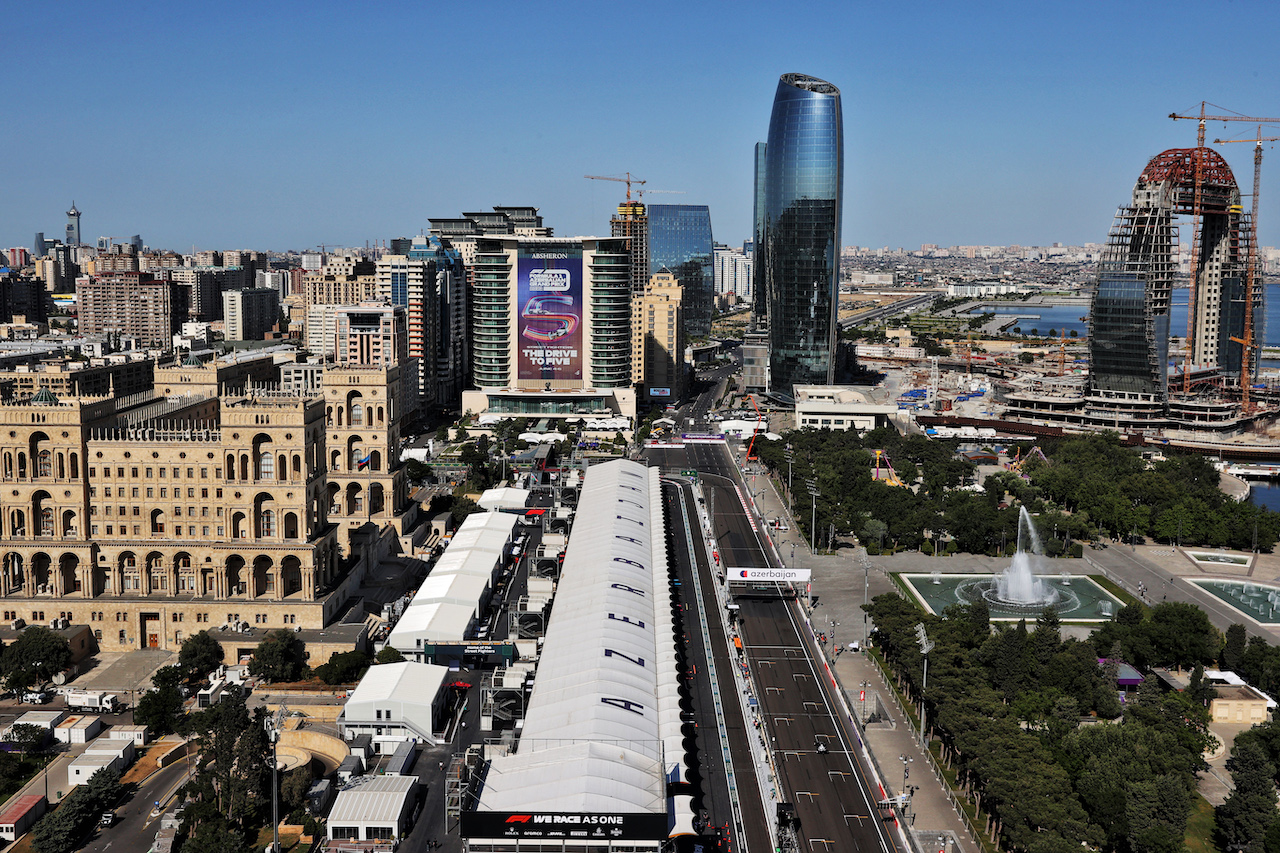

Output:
xmin=465 ymin=460 xmax=687 ymax=850
xmin=386 ymin=510 xmax=519 ymax=660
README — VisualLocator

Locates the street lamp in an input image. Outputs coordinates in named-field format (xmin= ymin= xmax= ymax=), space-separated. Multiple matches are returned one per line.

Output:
xmin=829 ymin=620 xmax=839 ymax=664
xmin=899 ymin=754 xmax=913 ymax=796
xmin=784 ymin=444 xmax=794 ymax=497
xmin=806 ymin=480 xmax=820 ymax=555
xmin=264 ymin=702 xmax=288 ymax=853
xmin=861 ymin=556 xmax=870 ymax=647
xmin=860 ymin=680 xmax=871 ymax=723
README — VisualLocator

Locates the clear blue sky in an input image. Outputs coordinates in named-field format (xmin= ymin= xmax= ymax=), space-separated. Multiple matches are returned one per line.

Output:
xmin=5 ymin=0 xmax=1280 ymax=253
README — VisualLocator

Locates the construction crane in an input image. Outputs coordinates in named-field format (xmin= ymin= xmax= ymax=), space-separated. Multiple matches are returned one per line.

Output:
xmin=635 ymin=188 xmax=686 ymax=200
xmin=1216 ymin=127 xmax=1280 ymax=413
xmin=872 ymin=449 xmax=905 ymax=487
xmin=584 ymin=172 xmax=646 ymax=201
xmin=1169 ymin=104 xmax=1280 ymax=392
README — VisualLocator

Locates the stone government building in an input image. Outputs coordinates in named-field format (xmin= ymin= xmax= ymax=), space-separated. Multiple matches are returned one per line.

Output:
xmin=0 ymin=353 xmax=414 ymax=657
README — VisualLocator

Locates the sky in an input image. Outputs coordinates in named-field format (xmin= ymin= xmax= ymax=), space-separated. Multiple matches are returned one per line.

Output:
xmin=5 ymin=0 xmax=1280 ymax=254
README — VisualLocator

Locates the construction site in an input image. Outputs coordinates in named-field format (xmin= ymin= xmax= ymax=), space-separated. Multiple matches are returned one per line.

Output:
xmin=884 ymin=107 xmax=1280 ymax=457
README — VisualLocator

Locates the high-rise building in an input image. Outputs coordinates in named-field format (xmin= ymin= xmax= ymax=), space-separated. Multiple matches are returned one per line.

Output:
xmin=334 ymin=303 xmax=408 ymax=370
xmin=161 ymin=266 xmax=247 ymax=322
xmin=462 ymin=235 xmax=635 ymax=420
xmin=65 ymin=203 xmax=81 ymax=247
xmin=76 ymin=272 xmax=188 ymax=347
xmin=222 ymin=288 xmax=280 ymax=341
xmin=756 ymin=73 xmax=843 ymax=396
xmin=33 ymin=233 xmax=46 ymax=259
xmin=406 ymin=237 xmax=468 ymax=409
xmin=6 ymin=249 xmax=30 ymax=268
xmin=752 ymin=142 xmax=768 ymax=323
xmin=647 ymin=205 xmax=714 ymax=338
xmin=610 ymin=201 xmax=648 ymax=293
xmin=375 ymin=245 xmax=465 ymax=411
xmin=714 ymin=244 xmax=753 ymax=302
xmin=1089 ymin=147 xmax=1254 ymax=407
xmin=631 ymin=271 xmax=685 ymax=401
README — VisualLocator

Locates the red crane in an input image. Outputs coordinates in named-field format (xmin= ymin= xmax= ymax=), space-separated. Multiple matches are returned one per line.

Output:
xmin=1169 ymin=104 xmax=1280 ymax=392
xmin=1216 ymin=128 xmax=1280 ymax=412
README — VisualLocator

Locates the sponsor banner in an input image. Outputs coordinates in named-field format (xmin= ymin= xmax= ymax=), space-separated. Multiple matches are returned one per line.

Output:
xmin=648 ymin=387 xmax=671 ymax=397
xmin=462 ymin=810 xmax=669 ymax=840
xmin=730 ymin=567 xmax=812 ymax=582
xmin=680 ymin=433 xmax=725 ymax=444
xmin=517 ymin=244 xmax=584 ymax=382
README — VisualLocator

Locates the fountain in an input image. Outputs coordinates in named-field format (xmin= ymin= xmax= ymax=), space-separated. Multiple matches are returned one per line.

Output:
xmin=991 ymin=508 xmax=1060 ymax=608
xmin=900 ymin=507 xmax=1122 ymax=620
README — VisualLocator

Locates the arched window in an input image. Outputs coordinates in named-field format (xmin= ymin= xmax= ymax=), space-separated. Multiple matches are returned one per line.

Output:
xmin=150 ymin=509 xmax=164 ymax=534
xmin=261 ymin=510 xmax=276 ymax=537
xmin=36 ymin=450 xmax=51 ymax=478
xmin=258 ymin=452 xmax=274 ymax=480
xmin=350 ymin=404 xmax=363 ymax=426
xmin=39 ymin=507 xmax=53 ymax=536
xmin=2 ymin=453 xmax=11 ymax=478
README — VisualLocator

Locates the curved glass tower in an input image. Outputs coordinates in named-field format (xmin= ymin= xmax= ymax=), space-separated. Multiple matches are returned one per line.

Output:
xmin=759 ymin=73 xmax=843 ymax=395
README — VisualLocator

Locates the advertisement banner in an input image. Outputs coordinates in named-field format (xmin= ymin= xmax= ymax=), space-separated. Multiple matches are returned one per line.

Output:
xmin=461 ymin=811 xmax=669 ymax=841
xmin=648 ymin=387 xmax=671 ymax=397
xmin=730 ymin=567 xmax=812 ymax=582
xmin=517 ymin=244 xmax=583 ymax=382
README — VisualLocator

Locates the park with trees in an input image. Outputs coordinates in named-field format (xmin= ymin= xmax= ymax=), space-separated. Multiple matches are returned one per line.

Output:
xmin=868 ymin=592 xmax=1244 ymax=852
xmin=755 ymin=429 xmax=1280 ymax=556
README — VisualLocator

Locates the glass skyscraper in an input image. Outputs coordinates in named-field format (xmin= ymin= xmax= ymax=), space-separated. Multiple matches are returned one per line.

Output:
xmin=756 ymin=73 xmax=843 ymax=396
xmin=648 ymin=204 xmax=714 ymax=338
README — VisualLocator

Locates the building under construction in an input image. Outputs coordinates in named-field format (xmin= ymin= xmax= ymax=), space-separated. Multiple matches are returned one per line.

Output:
xmin=1003 ymin=146 xmax=1267 ymax=433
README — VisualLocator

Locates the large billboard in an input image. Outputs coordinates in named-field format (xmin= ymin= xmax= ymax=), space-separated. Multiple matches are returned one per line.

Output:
xmin=517 ymin=244 xmax=584 ymax=382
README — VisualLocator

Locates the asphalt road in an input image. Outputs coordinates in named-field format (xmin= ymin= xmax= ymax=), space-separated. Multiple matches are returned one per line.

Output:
xmin=646 ymin=442 xmax=901 ymax=853
xmin=664 ymin=478 xmax=770 ymax=853
xmin=80 ymin=755 xmax=190 ymax=853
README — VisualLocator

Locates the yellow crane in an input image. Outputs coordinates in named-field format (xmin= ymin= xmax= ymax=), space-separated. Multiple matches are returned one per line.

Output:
xmin=1215 ymin=127 xmax=1280 ymax=412
xmin=1169 ymin=104 xmax=1280 ymax=392
xmin=584 ymin=172 xmax=646 ymax=201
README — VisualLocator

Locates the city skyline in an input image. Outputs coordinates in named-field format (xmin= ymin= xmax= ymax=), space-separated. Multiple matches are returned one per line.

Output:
xmin=4 ymin=1 xmax=1280 ymax=253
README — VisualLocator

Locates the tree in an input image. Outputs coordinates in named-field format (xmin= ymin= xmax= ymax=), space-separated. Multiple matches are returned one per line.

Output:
xmin=5 ymin=722 xmax=46 ymax=756
xmin=1 ymin=626 xmax=71 ymax=686
xmin=405 ymin=458 xmax=430 ymax=482
xmin=31 ymin=766 xmax=121 ymax=853
xmin=450 ymin=496 xmax=482 ymax=526
xmin=1224 ymin=623 xmax=1249 ymax=671
xmin=152 ymin=664 xmax=186 ymax=692
xmin=135 ymin=686 xmax=185 ymax=736
xmin=248 ymin=630 xmax=307 ymax=683
xmin=281 ymin=764 xmax=314 ymax=811
xmin=375 ymin=647 xmax=404 ymax=664
xmin=1218 ymin=737 xmax=1280 ymax=853
xmin=186 ymin=691 xmax=271 ymax=829
xmin=179 ymin=631 xmax=225 ymax=681
xmin=313 ymin=650 xmax=370 ymax=685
